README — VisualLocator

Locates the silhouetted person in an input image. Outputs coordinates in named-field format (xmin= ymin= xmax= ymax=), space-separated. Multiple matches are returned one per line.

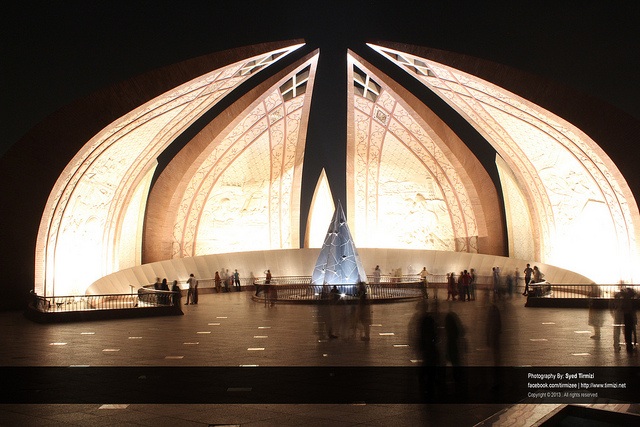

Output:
xmin=171 ymin=280 xmax=181 ymax=306
xmin=610 ymin=289 xmax=625 ymax=351
xmin=622 ymin=288 xmax=637 ymax=352
xmin=447 ymin=273 xmax=457 ymax=301
xmin=233 ymin=269 xmax=241 ymax=291
xmin=588 ymin=296 xmax=604 ymax=340
xmin=214 ymin=271 xmax=221 ymax=293
xmin=505 ymin=273 xmax=514 ymax=298
xmin=317 ymin=286 xmax=333 ymax=339
xmin=328 ymin=286 xmax=340 ymax=338
xmin=486 ymin=302 xmax=502 ymax=394
xmin=486 ymin=303 xmax=502 ymax=366
xmin=445 ymin=311 xmax=466 ymax=397
xmin=373 ymin=265 xmax=381 ymax=284
xmin=160 ymin=278 xmax=170 ymax=304
xmin=416 ymin=304 xmax=440 ymax=400
xmin=523 ymin=264 xmax=533 ymax=296
xmin=356 ymin=282 xmax=371 ymax=341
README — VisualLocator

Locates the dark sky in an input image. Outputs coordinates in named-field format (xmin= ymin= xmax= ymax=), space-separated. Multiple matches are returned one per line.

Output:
xmin=3 ymin=1 xmax=640 ymax=157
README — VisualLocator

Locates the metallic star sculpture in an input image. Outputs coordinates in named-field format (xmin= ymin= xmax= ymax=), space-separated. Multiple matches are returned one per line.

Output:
xmin=311 ymin=201 xmax=367 ymax=285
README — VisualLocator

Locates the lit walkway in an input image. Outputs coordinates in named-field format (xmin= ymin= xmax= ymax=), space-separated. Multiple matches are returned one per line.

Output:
xmin=0 ymin=289 xmax=638 ymax=425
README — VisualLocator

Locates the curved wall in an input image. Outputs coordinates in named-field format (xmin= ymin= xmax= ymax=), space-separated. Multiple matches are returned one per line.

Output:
xmin=86 ymin=248 xmax=593 ymax=295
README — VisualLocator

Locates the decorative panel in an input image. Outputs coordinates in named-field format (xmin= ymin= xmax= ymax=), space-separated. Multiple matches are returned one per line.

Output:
xmin=172 ymin=60 xmax=317 ymax=257
xmin=35 ymin=45 xmax=303 ymax=296
xmin=349 ymin=57 xmax=479 ymax=252
xmin=371 ymin=44 xmax=638 ymax=283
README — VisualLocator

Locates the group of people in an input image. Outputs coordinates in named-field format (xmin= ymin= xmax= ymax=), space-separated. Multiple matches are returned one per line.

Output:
xmin=154 ymin=269 xmax=245 ymax=305
xmin=522 ymin=263 xmax=545 ymax=296
xmin=153 ymin=277 xmax=183 ymax=305
xmin=590 ymin=286 xmax=639 ymax=353
xmin=446 ymin=269 xmax=476 ymax=301
xmin=213 ymin=269 xmax=241 ymax=293
xmin=318 ymin=282 xmax=372 ymax=341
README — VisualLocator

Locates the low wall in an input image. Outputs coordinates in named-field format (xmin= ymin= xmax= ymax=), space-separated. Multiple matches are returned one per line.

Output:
xmin=24 ymin=303 xmax=183 ymax=323
xmin=86 ymin=248 xmax=594 ymax=295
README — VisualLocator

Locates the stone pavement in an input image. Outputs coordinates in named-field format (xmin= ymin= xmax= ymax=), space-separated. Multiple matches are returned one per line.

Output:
xmin=0 ymin=289 xmax=638 ymax=425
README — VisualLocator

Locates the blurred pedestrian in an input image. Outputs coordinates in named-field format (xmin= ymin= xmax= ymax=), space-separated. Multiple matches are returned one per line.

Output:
xmin=356 ymin=282 xmax=371 ymax=341
xmin=610 ymin=288 xmax=625 ymax=351
xmin=622 ymin=288 xmax=637 ymax=352
xmin=233 ymin=269 xmax=241 ymax=291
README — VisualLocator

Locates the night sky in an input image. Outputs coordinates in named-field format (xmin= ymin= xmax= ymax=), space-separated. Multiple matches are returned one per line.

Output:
xmin=3 ymin=1 xmax=640 ymax=158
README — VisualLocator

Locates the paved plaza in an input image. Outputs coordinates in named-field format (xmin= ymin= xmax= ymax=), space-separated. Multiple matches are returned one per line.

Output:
xmin=0 ymin=289 xmax=638 ymax=425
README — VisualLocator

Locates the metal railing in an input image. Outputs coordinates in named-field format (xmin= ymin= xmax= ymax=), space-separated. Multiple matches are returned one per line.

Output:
xmin=527 ymin=283 xmax=640 ymax=299
xmin=30 ymin=289 xmax=181 ymax=313
xmin=252 ymin=280 xmax=425 ymax=302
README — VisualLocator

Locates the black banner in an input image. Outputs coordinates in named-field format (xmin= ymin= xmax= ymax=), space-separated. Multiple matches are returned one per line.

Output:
xmin=1 ymin=366 xmax=638 ymax=404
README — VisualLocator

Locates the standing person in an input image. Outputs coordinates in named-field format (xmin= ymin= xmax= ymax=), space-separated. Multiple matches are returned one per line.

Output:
xmin=186 ymin=273 xmax=196 ymax=305
xmin=460 ymin=270 xmax=471 ymax=302
xmin=171 ymin=280 xmax=182 ymax=306
xmin=233 ymin=269 xmax=241 ymax=291
xmin=264 ymin=270 xmax=274 ymax=307
xmin=447 ymin=272 xmax=457 ymax=301
xmin=214 ymin=271 xmax=221 ymax=293
xmin=523 ymin=264 xmax=533 ymax=295
xmin=469 ymin=269 xmax=477 ymax=301
xmin=420 ymin=267 xmax=429 ymax=299
xmin=193 ymin=275 xmax=199 ymax=304
xmin=154 ymin=277 xmax=162 ymax=290
xmin=492 ymin=267 xmax=501 ymax=299
xmin=532 ymin=266 xmax=544 ymax=283
xmin=457 ymin=271 xmax=465 ymax=301
xmin=373 ymin=265 xmax=381 ymax=284
xmin=160 ymin=278 xmax=170 ymax=304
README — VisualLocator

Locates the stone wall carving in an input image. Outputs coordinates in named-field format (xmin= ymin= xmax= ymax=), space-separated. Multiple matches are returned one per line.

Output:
xmin=35 ymin=46 xmax=302 ymax=296
xmin=371 ymin=45 xmax=637 ymax=282
xmin=349 ymin=60 xmax=479 ymax=252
